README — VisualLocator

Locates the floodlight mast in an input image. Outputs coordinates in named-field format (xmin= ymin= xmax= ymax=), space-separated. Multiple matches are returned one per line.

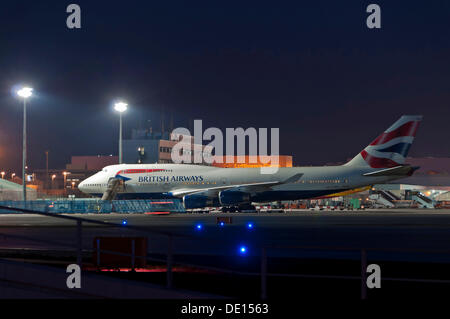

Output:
xmin=114 ymin=101 xmax=128 ymax=164
xmin=16 ymin=87 xmax=33 ymax=202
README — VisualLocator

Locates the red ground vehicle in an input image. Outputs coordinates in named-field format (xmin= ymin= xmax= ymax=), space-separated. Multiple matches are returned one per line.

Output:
xmin=436 ymin=201 xmax=450 ymax=209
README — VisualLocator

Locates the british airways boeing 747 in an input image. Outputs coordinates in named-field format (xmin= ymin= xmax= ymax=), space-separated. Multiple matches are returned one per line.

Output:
xmin=78 ymin=115 xmax=422 ymax=209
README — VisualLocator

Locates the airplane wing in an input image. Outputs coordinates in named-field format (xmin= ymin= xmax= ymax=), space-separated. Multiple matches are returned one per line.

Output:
xmin=169 ymin=173 xmax=303 ymax=197
xmin=363 ymin=165 xmax=419 ymax=177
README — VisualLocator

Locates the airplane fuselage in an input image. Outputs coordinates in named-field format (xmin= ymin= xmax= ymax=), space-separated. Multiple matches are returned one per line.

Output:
xmin=78 ymin=163 xmax=403 ymax=203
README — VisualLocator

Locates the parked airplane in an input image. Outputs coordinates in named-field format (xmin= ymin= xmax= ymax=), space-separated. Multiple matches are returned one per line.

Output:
xmin=78 ymin=115 xmax=422 ymax=209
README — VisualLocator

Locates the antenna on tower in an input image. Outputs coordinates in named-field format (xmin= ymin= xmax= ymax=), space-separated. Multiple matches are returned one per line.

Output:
xmin=161 ymin=106 xmax=165 ymax=136
xmin=170 ymin=111 xmax=174 ymax=133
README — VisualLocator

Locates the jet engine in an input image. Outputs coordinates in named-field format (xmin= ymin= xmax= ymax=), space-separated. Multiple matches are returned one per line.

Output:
xmin=219 ymin=190 xmax=252 ymax=206
xmin=183 ymin=193 xmax=220 ymax=209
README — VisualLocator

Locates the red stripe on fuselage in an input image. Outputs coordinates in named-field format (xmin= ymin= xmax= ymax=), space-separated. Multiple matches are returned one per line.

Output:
xmin=116 ymin=169 xmax=166 ymax=175
xmin=370 ymin=121 xmax=420 ymax=146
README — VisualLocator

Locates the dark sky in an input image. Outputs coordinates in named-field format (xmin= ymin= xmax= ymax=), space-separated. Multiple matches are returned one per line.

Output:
xmin=0 ymin=0 xmax=449 ymax=172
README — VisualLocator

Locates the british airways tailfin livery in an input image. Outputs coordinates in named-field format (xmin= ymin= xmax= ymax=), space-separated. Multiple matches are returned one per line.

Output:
xmin=345 ymin=115 xmax=421 ymax=168
xmin=78 ymin=115 xmax=422 ymax=209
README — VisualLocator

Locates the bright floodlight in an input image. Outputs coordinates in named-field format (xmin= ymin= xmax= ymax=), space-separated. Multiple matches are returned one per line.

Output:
xmin=114 ymin=102 xmax=128 ymax=113
xmin=17 ymin=87 xmax=33 ymax=98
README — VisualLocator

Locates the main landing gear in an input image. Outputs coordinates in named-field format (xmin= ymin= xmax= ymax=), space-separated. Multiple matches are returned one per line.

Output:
xmin=221 ymin=204 xmax=256 ymax=213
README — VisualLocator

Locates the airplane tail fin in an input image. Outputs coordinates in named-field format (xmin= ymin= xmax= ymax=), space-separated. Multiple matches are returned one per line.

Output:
xmin=345 ymin=115 xmax=422 ymax=168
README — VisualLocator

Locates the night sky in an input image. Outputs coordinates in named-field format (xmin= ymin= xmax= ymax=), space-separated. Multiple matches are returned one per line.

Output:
xmin=0 ymin=1 xmax=449 ymax=172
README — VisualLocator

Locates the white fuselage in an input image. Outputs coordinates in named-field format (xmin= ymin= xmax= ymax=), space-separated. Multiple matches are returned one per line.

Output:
xmin=78 ymin=163 xmax=403 ymax=203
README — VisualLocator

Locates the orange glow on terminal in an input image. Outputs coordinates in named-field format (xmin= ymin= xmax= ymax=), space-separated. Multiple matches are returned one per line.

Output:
xmin=212 ymin=155 xmax=292 ymax=168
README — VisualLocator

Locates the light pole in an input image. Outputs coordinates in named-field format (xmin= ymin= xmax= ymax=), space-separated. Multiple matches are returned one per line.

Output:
xmin=114 ymin=101 xmax=128 ymax=164
xmin=16 ymin=87 xmax=33 ymax=202
xmin=45 ymin=150 xmax=49 ymax=189
xmin=1 ymin=172 xmax=4 ymax=179
xmin=51 ymin=174 xmax=56 ymax=189
xmin=63 ymin=172 xmax=70 ymax=196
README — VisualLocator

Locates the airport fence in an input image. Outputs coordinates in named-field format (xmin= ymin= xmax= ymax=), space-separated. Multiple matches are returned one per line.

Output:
xmin=1 ymin=205 xmax=450 ymax=299
xmin=0 ymin=199 xmax=185 ymax=214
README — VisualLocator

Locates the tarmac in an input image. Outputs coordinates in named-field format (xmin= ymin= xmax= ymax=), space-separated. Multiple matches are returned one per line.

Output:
xmin=1 ymin=209 xmax=450 ymax=262
xmin=1 ymin=209 xmax=450 ymax=299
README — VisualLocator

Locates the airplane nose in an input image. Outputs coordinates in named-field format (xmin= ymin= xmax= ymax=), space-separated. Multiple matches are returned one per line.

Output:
xmin=78 ymin=180 xmax=86 ymax=192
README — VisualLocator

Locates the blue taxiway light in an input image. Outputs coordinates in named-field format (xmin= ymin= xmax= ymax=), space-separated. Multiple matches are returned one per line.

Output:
xmin=195 ymin=224 xmax=203 ymax=230
xmin=122 ymin=220 xmax=128 ymax=225
xmin=246 ymin=222 xmax=254 ymax=229
xmin=219 ymin=222 xmax=225 ymax=227
xmin=239 ymin=246 xmax=248 ymax=255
